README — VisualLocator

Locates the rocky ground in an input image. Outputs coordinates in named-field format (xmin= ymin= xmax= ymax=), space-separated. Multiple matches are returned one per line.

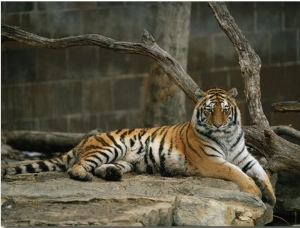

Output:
xmin=2 ymin=168 xmax=273 ymax=226
xmin=1 ymin=145 xmax=298 ymax=226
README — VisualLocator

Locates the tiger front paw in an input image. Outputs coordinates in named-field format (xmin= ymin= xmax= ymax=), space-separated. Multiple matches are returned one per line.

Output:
xmin=241 ymin=177 xmax=262 ymax=198
xmin=245 ymin=183 xmax=262 ymax=198
xmin=256 ymin=178 xmax=276 ymax=206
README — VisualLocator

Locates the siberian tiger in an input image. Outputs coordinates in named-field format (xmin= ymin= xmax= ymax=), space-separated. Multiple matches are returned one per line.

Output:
xmin=2 ymin=88 xmax=276 ymax=206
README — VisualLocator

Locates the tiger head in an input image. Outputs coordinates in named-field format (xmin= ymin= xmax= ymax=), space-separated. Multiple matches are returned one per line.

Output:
xmin=192 ymin=88 xmax=241 ymax=135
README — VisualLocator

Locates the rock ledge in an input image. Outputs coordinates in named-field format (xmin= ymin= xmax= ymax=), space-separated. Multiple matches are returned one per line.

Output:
xmin=1 ymin=170 xmax=273 ymax=226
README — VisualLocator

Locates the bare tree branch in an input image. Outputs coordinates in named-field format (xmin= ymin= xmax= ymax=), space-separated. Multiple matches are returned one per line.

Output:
xmin=208 ymin=2 xmax=269 ymax=128
xmin=271 ymin=101 xmax=300 ymax=112
xmin=1 ymin=23 xmax=199 ymax=105
xmin=271 ymin=125 xmax=300 ymax=142
xmin=244 ymin=126 xmax=300 ymax=175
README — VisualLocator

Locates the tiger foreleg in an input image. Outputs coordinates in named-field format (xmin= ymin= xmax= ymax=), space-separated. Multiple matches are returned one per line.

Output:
xmin=94 ymin=160 xmax=134 ymax=181
xmin=195 ymin=160 xmax=262 ymax=198
xmin=244 ymin=164 xmax=276 ymax=206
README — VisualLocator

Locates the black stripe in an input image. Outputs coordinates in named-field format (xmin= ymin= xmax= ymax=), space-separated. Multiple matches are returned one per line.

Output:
xmin=242 ymin=160 xmax=256 ymax=173
xmin=138 ymin=136 xmax=149 ymax=154
xmin=56 ymin=163 xmax=67 ymax=171
xmin=150 ymin=127 xmax=163 ymax=141
xmin=127 ymin=128 xmax=136 ymax=135
xmin=160 ymin=154 xmax=167 ymax=175
xmin=130 ymin=139 xmax=135 ymax=147
xmin=114 ymin=163 xmax=125 ymax=169
xmin=119 ymin=130 xmax=129 ymax=145
xmin=162 ymin=139 xmax=174 ymax=176
xmin=85 ymin=145 xmax=101 ymax=152
xmin=231 ymin=146 xmax=245 ymax=163
xmin=85 ymin=158 xmax=99 ymax=167
xmin=115 ymin=129 xmax=123 ymax=134
xmin=149 ymin=147 xmax=156 ymax=165
xmin=80 ymin=137 xmax=89 ymax=147
xmin=92 ymin=153 xmax=104 ymax=164
xmin=37 ymin=161 xmax=50 ymax=171
xmin=146 ymin=165 xmax=154 ymax=174
xmin=168 ymin=133 xmax=174 ymax=156
xmin=100 ymin=151 xmax=110 ymax=163
xmin=158 ymin=131 xmax=168 ymax=175
xmin=112 ymin=147 xmax=120 ymax=162
xmin=94 ymin=135 xmax=110 ymax=146
xmin=200 ymin=130 xmax=225 ymax=152
xmin=138 ymin=128 xmax=148 ymax=139
xmin=25 ymin=164 xmax=37 ymax=173
xmin=186 ymin=124 xmax=202 ymax=158
xmin=178 ymin=123 xmax=186 ymax=136
xmin=107 ymin=133 xmax=123 ymax=151
xmin=232 ymin=106 xmax=237 ymax=124
xmin=196 ymin=109 xmax=200 ymax=121
xmin=15 ymin=166 xmax=23 ymax=174
xmin=203 ymin=144 xmax=223 ymax=157
xmin=230 ymin=130 xmax=243 ymax=149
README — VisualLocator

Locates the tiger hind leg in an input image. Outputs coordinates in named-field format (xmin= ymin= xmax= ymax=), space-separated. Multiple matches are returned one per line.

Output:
xmin=67 ymin=164 xmax=93 ymax=181
xmin=94 ymin=160 xmax=134 ymax=181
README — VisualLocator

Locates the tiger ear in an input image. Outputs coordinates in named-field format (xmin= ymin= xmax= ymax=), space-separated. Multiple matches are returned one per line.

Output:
xmin=195 ymin=88 xmax=206 ymax=100
xmin=227 ymin=88 xmax=238 ymax=99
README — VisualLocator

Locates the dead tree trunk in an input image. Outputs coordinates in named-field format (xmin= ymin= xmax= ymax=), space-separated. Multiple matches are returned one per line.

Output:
xmin=208 ymin=2 xmax=300 ymax=175
xmin=143 ymin=2 xmax=191 ymax=127
xmin=1 ymin=1 xmax=300 ymax=175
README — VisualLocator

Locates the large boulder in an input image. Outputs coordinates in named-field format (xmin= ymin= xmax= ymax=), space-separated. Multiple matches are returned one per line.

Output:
xmin=1 ymin=165 xmax=273 ymax=226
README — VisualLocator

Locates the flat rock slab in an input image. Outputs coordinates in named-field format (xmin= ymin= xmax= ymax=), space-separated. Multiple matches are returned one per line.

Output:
xmin=1 ymin=169 xmax=273 ymax=226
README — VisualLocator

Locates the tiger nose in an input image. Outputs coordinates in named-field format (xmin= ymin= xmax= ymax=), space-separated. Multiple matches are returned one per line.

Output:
xmin=213 ymin=121 xmax=223 ymax=128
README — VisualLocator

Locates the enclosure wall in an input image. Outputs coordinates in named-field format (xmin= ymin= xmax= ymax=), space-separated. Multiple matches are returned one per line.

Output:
xmin=2 ymin=2 xmax=300 ymax=132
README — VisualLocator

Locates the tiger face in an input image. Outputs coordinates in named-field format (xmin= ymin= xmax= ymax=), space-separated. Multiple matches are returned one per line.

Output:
xmin=192 ymin=88 xmax=241 ymax=134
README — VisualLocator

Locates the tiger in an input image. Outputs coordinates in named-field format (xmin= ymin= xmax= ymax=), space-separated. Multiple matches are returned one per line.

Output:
xmin=2 ymin=88 xmax=276 ymax=206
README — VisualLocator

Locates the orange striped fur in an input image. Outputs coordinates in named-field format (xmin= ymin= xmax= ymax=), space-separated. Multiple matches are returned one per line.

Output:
xmin=2 ymin=88 xmax=276 ymax=205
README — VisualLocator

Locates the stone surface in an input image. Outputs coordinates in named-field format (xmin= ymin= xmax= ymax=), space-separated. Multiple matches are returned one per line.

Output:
xmin=1 ymin=164 xmax=273 ymax=226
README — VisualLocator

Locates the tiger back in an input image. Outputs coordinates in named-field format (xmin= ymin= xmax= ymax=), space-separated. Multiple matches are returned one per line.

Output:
xmin=2 ymin=88 xmax=276 ymax=206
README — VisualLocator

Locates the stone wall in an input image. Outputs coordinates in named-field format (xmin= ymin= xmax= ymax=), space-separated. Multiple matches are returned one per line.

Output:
xmin=2 ymin=2 xmax=300 ymax=133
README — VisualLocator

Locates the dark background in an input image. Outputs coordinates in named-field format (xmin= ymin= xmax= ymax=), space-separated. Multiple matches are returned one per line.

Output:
xmin=2 ymin=2 xmax=300 ymax=133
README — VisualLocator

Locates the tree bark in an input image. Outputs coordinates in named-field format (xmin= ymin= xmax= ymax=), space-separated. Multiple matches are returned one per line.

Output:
xmin=143 ymin=2 xmax=191 ymax=127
